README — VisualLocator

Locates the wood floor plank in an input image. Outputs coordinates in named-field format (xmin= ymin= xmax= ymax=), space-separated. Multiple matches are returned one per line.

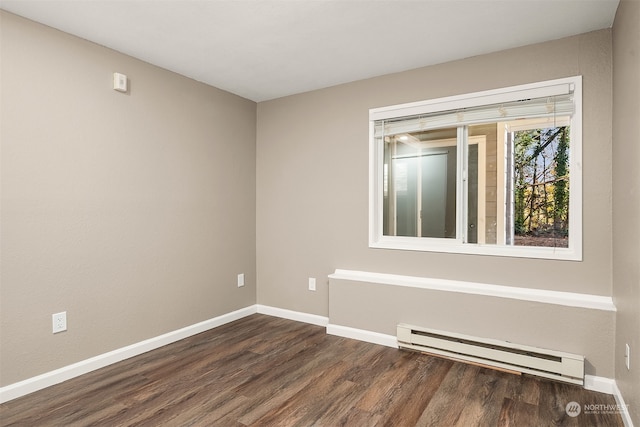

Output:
xmin=379 ymin=355 xmax=452 ymax=426
xmin=354 ymin=351 xmax=420 ymax=413
xmin=415 ymin=361 xmax=479 ymax=426
xmin=537 ymin=378 xmax=587 ymax=426
xmin=332 ymin=407 xmax=384 ymax=427
xmin=453 ymin=368 xmax=511 ymax=426
xmin=503 ymin=372 xmax=542 ymax=407
xmin=497 ymin=397 xmax=538 ymax=427
xmin=248 ymin=359 xmax=353 ymax=426
xmin=236 ymin=358 xmax=345 ymax=426
xmin=0 ymin=314 xmax=625 ymax=427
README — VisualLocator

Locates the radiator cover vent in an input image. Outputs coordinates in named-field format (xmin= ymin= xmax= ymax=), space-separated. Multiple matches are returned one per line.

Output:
xmin=397 ymin=324 xmax=584 ymax=385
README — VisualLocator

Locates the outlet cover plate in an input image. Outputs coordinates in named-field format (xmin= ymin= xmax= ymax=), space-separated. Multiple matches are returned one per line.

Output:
xmin=52 ymin=312 xmax=67 ymax=334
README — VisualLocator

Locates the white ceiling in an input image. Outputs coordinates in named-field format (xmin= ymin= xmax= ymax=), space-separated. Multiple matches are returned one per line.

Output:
xmin=0 ymin=0 xmax=620 ymax=102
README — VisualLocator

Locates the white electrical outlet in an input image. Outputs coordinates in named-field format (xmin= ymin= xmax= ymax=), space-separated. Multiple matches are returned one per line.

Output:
xmin=625 ymin=344 xmax=630 ymax=370
xmin=52 ymin=312 xmax=67 ymax=334
xmin=237 ymin=273 xmax=245 ymax=287
xmin=308 ymin=277 xmax=316 ymax=291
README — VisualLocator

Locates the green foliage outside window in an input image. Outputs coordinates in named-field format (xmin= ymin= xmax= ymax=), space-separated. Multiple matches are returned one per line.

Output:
xmin=513 ymin=126 xmax=570 ymax=245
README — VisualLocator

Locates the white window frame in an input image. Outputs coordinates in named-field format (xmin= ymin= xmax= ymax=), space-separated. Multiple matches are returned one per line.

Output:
xmin=369 ymin=76 xmax=583 ymax=261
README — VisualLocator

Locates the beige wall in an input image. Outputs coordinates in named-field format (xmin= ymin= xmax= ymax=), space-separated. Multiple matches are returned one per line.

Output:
xmin=257 ymin=29 xmax=612 ymax=304
xmin=0 ymin=12 xmax=257 ymax=386
xmin=257 ymin=30 xmax=614 ymax=375
xmin=612 ymin=0 xmax=640 ymax=424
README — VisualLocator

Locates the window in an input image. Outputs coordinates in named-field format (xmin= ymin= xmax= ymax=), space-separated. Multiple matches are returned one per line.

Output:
xmin=369 ymin=77 xmax=582 ymax=260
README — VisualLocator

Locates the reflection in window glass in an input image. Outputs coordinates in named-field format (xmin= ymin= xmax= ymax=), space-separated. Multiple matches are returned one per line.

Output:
xmin=383 ymin=129 xmax=458 ymax=239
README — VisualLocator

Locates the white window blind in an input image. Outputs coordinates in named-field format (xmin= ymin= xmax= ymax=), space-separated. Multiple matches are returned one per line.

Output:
xmin=374 ymin=93 xmax=574 ymax=138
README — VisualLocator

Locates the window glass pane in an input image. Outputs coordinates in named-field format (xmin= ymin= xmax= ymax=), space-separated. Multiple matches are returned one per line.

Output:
xmin=468 ymin=119 xmax=570 ymax=248
xmin=511 ymin=122 xmax=570 ymax=248
xmin=468 ymin=124 xmax=495 ymax=245
xmin=467 ymin=143 xmax=479 ymax=244
xmin=383 ymin=128 xmax=458 ymax=238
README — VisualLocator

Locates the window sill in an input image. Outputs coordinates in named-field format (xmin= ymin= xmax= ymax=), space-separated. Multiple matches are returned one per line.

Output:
xmin=369 ymin=236 xmax=582 ymax=261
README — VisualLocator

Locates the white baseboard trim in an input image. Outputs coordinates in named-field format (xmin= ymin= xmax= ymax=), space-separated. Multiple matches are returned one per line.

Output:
xmin=584 ymin=375 xmax=617 ymax=394
xmin=612 ymin=381 xmax=634 ymax=427
xmin=256 ymin=304 xmax=329 ymax=327
xmin=0 ymin=305 xmax=257 ymax=404
xmin=585 ymin=377 xmax=634 ymax=426
xmin=326 ymin=323 xmax=398 ymax=349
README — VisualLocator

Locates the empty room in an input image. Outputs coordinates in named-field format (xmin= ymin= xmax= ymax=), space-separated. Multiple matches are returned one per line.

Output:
xmin=0 ymin=0 xmax=638 ymax=426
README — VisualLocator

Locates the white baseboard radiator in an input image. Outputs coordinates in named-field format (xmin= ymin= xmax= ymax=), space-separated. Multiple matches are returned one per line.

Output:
xmin=397 ymin=323 xmax=584 ymax=385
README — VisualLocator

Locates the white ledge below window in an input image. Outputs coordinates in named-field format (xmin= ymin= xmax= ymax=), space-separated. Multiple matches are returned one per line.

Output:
xmin=329 ymin=269 xmax=616 ymax=312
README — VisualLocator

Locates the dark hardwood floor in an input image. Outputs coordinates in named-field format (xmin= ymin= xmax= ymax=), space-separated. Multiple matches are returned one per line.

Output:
xmin=0 ymin=314 xmax=624 ymax=426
